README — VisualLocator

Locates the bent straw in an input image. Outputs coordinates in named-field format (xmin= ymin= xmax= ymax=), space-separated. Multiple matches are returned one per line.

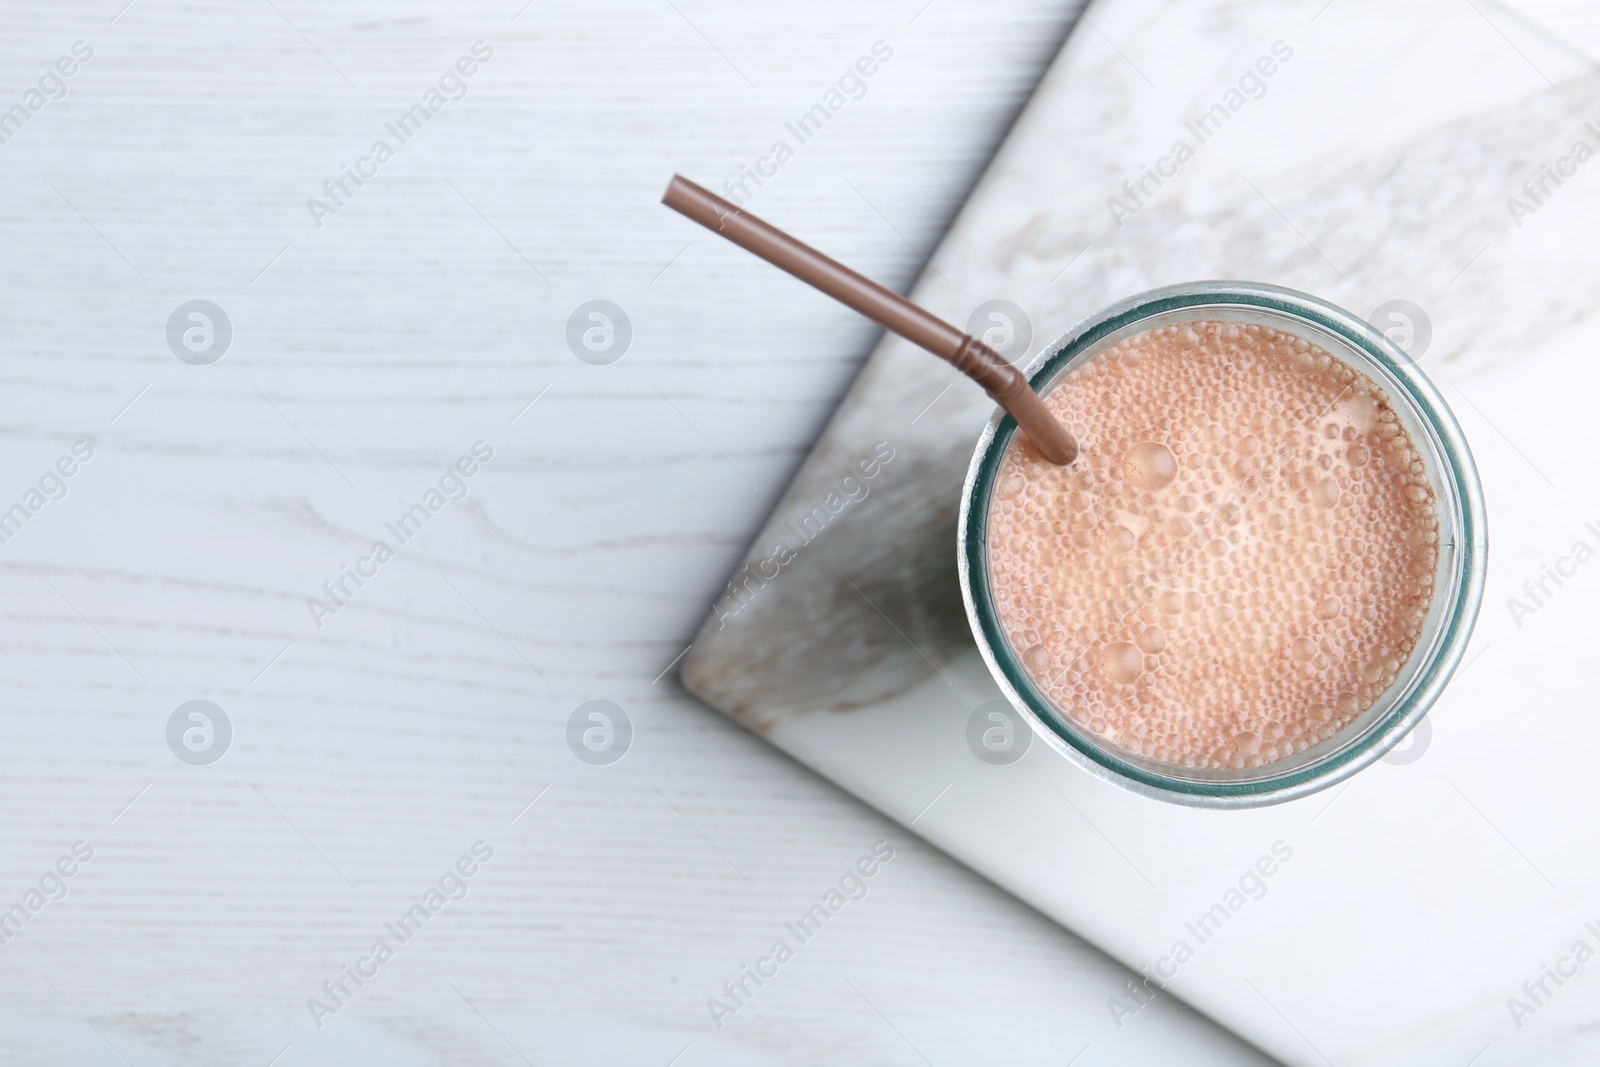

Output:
xmin=660 ymin=175 xmax=1078 ymax=466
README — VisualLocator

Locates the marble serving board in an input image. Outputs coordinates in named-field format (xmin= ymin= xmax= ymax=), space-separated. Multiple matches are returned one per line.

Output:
xmin=681 ymin=1 xmax=1600 ymax=1063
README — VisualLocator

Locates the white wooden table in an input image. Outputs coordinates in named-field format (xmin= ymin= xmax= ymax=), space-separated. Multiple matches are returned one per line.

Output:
xmin=0 ymin=1 xmax=1270 ymax=1064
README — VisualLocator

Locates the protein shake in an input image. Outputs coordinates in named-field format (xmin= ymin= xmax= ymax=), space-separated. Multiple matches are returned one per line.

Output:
xmin=985 ymin=320 xmax=1440 ymax=770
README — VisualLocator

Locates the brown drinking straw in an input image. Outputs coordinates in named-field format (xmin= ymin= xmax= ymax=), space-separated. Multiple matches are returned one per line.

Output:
xmin=661 ymin=175 xmax=1079 ymax=466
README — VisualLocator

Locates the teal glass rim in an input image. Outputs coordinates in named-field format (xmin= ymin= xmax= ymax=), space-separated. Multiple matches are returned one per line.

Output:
xmin=957 ymin=281 xmax=1488 ymax=808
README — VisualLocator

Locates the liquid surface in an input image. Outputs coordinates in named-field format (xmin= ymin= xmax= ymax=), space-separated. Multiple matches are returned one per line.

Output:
xmin=986 ymin=321 xmax=1439 ymax=770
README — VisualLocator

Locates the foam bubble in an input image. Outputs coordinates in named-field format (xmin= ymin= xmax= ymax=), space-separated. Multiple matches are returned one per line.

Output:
xmin=1100 ymin=642 xmax=1143 ymax=684
xmin=1137 ymin=626 xmax=1166 ymax=654
xmin=1124 ymin=442 xmax=1177 ymax=490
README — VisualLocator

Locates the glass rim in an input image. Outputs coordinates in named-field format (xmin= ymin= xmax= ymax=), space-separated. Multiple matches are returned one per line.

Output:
xmin=957 ymin=281 xmax=1488 ymax=808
